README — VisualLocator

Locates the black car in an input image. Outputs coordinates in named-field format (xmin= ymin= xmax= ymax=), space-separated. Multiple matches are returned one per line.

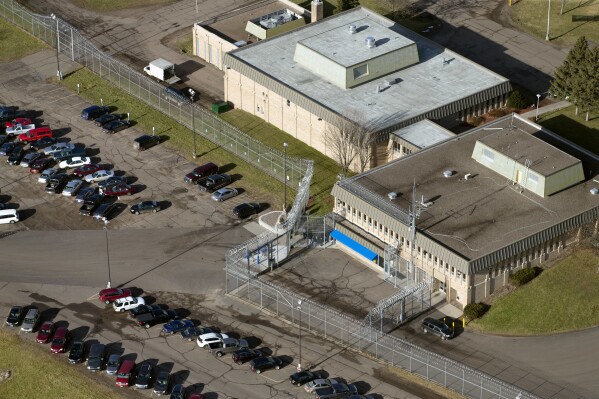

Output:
xmin=289 ymin=370 xmax=323 ymax=386
xmin=130 ymin=201 xmax=160 ymax=215
xmin=0 ymin=135 xmax=9 ymax=146
xmin=134 ymin=134 xmax=161 ymax=151
xmin=134 ymin=363 xmax=153 ymax=389
xmin=45 ymin=173 xmax=69 ymax=194
xmin=232 ymin=203 xmax=261 ymax=219
xmin=79 ymin=193 xmax=105 ymax=216
xmin=198 ymin=174 xmax=232 ymax=193
xmin=0 ymin=142 xmax=18 ymax=156
xmin=232 ymin=347 xmax=263 ymax=364
xmin=249 ymin=356 xmax=282 ymax=373
xmin=164 ymin=86 xmax=190 ymax=105
xmin=102 ymin=119 xmax=130 ymax=134
xmin=75 ymin=186 xmax=99 ymax=204
xmin=81 ymin=105 xmax=110 ymax=120
xmin=180 ymin=326 xmax=217 ymax=342
xmin=6 ymin=146 xmax=25 ymax=165
xmin=68 ymin=340 xmax=85 ymax=364
xmin=97 ymin=176 xmax=127 ymax=189
xmin=30 ymin=136 xmax=57 ymax=151
xmin=6 ymin=306 xmax=24 ymax=327
xmin=169 ymin=383 xmax=184 ymax=399
xmin=153 ymin=370 xmax=170 ymax=395
xmin=93 ymin=113 xmax=121 ymax=127
xmin=129 ymin=304 xmax=163 ymax=319
xmin=135 ymin=309 xmax=178 ymax=329
xmin=92 ymin=202 xmax=118 ymax=222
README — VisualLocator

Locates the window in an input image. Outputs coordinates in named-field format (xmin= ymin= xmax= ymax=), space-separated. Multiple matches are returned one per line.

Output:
xmin=353 ymin=64 xmax=368 ymax=79
xmin=286 ymin=99 xmax=291 ymax=107
xmin=528 ymin=173 xmax=538 ymax=188
xmin=482 ymin=148 xmax=495 ymax=163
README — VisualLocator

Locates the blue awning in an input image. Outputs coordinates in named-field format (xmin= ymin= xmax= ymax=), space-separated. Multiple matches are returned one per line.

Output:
xmin=330 ymin=230 xmax=378 ymax=261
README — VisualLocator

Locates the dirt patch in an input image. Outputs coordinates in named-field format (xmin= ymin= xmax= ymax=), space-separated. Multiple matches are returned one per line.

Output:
xmin=373 ymin=366 xmax=466 ymax=399
xmin=0 ymin=369 xmax=11 ymax=384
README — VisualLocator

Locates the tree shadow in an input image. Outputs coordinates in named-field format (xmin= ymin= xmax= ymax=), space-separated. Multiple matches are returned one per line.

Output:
xmin=244 ymin=336 xmax=262 ymax=348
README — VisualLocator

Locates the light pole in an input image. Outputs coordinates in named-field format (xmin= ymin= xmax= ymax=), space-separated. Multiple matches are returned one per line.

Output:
xmin=103 ymin=225 xmax=111 ymax=288
xmin=191 ymin=101 xmax=197 ymax=158
xmin=297 ymin=299 xmax=302 ymax=372
xmin=283 ymin=142 xmax=288 ymax=212
xmin=535 ymin=94 xmax=541 ymax=121
xmin=50 ymin=13 xmax=62 ymax=80
xmin=545 ymin=0 xmax=551 ymax=41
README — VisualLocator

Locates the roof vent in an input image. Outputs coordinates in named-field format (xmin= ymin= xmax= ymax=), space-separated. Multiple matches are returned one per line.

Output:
xmin=591 ymin=188 xmax=599 ymax=195
xmin=443 ymin=170 xmax=453 ymax=178
xmin=388 ymin=192 xmax=397 ymax=200
xmin=365 ymin=36 xmax=376 ymax=48
xmin=348 ymin=25 xmax=357 ymax=34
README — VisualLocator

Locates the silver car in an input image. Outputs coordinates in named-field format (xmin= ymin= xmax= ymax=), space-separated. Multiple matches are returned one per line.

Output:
xmin=211 ymin=187 xmax=238 ymax=202
xmin=62 ymin=179 xmax=84 ymax=196
xmin=38 ymin=168 xmax=59 ymax=183
xmin=105 ymin=353 xmax=120 ymax=375
xmin=20 ymin=308 xmax=40 ymax=333
xmin=43 ymin=142 xmax=74 ymax=155
xmin=305 ymin=378 xmax=338 ymax=394
xmin=85 ymin=169 xmax=114 ymax=183
xmin=19 ymin=152 xmax=41 ymax=167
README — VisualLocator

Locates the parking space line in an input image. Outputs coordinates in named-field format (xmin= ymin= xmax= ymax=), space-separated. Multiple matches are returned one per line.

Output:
xmin=86 ymin=294 xmax=99 ymax=301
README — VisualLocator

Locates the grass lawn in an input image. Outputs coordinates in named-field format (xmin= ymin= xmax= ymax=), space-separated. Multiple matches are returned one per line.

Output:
xmin=0 ymin=18 xmax=47 ymax=64
xmin=509 ymin=0 xmax=599 ymax=46
xmin=70 ymin=0 xmax=176 ymax=12
xmin=60 ymin=68 xmax=287 ymax=209
xmin=538 ymin=106 xmax=599 ymax=154
xmin=470 ymin=248 xmax=599 ymax=335
xmin=0 ymin=330 xmax=123 ymax=399
xmin=220 ymin=109 xmax=343 ymax=215
xmin=176 ymin=33 xmax=194 ymax=55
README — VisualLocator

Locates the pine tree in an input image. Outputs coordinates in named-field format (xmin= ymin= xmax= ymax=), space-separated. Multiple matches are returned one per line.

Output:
xmin=576 ymin=46 xmax=599 ymax=121
xmin=550 ymin=36 xmax=589 ymax=115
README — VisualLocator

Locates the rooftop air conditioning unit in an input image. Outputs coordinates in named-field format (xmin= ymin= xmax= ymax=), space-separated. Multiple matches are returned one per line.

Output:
xmin=443 ymin=170 xmax=453 ymax=178
xmin=388 ymin=192 xmax=397 ymax=200
xmin=348 ymin=25 xmax=357 ymax=34
xmin=591 ymin=188 xmax=599 ymax=195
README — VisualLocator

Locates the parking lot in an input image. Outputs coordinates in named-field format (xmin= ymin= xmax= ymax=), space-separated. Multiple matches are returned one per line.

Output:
xmin=0 ymin=50 xmax=256 ymax=232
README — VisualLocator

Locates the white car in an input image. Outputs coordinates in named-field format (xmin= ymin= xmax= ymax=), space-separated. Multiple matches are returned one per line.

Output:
xmin=38 ymin=168 xmax=58 ymax=184
xmin=62 ymin=179 xmax=84 ymax=196
xmin=85 ymin=169 xmax=114 ymax=183
xmin=196 ymin=332 xmax=229 ymax=348
xmin=43 ymin=142 xmax=75 ymax=155
xmin=113 ymin=296 xmax=145 ymax=312
xmin=59 ymin=156 xmax=91 ymax=169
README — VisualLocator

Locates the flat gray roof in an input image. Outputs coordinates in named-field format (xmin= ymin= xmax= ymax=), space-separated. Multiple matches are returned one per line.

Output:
xmin=344 ymin=114 xmax=599 ymax=261
xmin=298 ymin=16 xmax=414 ymax=67
xmin=392 ymin=119 xmax=454 ymax=149
xmin=229 ymin=7 xmax=509 ymax=130
xmin=479 ymin=128 xmax=581 ymax=176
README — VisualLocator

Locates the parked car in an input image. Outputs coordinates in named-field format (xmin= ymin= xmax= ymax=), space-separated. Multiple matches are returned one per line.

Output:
xmin=101 ymin=183 xmax=134 ymax=197
xmin=0 ymin=142 xmax=18 ymax=156
xmin=289 ymin=370 xmax=323 ymax=386
xmin=87 ymin=343 xmax=105 ymax=371
xmin=102 ymin=119 xmax=130 ymax=134
xmin=135 ymin=309 xmax=178 ymax=329
xmin=6 ymin=146 xmax=25 ymax=165
xmin=198 ymin=174 xmax=232 ymax=193
xmin=306 ymin=379 xmax=338 ymax=394
xmin=128 ymin=304 xmax=162 ymax=319
xmin=29 ymin=157 xmax=52 ymax=173
xmin=153 ymin=370 xmax=170 ymax=395
xmin=169 ymin=384 xmax=185 ymax=399
xmin=5 ymin=306 xmax=24 ymax=327
xmin=232 ymin=347 xmax=263 ymax=365
xmin=249 ymin=356 xmax=282 ymax=373
xmin=162 ymin=319 xmax=194 ymax=335
xmin=43 ymin=142 xmax=74 ymax=155
xmin=314 ymin=383 xmax=358 ymax=399
xmin=94 ymin=113 xmax=121 ymax=127
xmin=97 ymin=176 xmax=127 ymax=189
xmin=112 ymin=296 xmax=145 ymax=312
xmin=18 ymin=126 xmax=52 ymax=143
xmin=180 ymin=326 xmax=217 ymax=342
xmin=44 ymin=173 xmax=69 ymax=194
xmin=105 ymin=353 xmax=121 ymax=375
xmin=130 ymin=200 xmax=160 ymax=214
xmin=92 ymin=202 xmax=119 ymax=222
xmin=232 ymin=203 xmax=261 ymax=219
xmin=347 ymin=395 xmax=374 ymax=399
xmin=211 ymin=187 xmax=238 ymax=202
xmin=50 ymin=327 xmax=69 ymax=353
xmin=53 ymin=146 xmax=86 ymax=161
xmin=0 ymin=135 xmax=8 ymax=146
xmin=134 ymin=363 xmax=153 ymax=389
xmin=68 ymin=340 xmax=85 ymax=364
xmin=197 ymin=332 xmax=229 ymax=348
xmin=189 ymin=393 xmax=203 ymax=399
xmin=3 ymin=117 xmax=32 ymax=129
xmin=422 ymin=317 xmax=454 ymax=340
xmin=134 ymin=134 xmax=160 ymax=151
xmin=38 ymin=168 xmax=60 ymax=183
xmin=30 ymin=136 xmax=56 ymax=151
xmin=59 ymin=156 xmax=92 ymax=169
xmin=209 ymin=338 xmax=248 ymax=357
xmin=75 ymin=186 xmax=99 ymax=204
xmin=19 ymin=152 xmax=42 ymax=167
xmin=36 ymin=321 xmax=55 ymax=343
xmin=115 ymin=359 xmax=135 ymax=387
xmin=72 ymin=163 xmax=101 ymax=177
xmin=183 ymin=162 xmax=218 ymax=184
xmin=99 ymin=288 xmax=132 ymax=304
xmin=6 ymin=123 xmax=35 ymax=136
xmin=81 ymin=105 xmax=110 ymax=120
xmin=79 ymin=194 xmax=104 ymax=216
xmin=85 ymin=169 xmax=114 ymax=183
xmin=62 ymin=179 xmax=84 ymax=196
xmin=20 ymin=308 xmax=40 ymax=332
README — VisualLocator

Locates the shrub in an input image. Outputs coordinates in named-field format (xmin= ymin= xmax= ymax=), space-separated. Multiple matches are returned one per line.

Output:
xmin=506 ymin=90 xmax=528 ymax=109
xmin=464 ymin=302 xmax=489 ymax=322
xmin=488 ymin=108 xmax=510 ymax=117
xmin=467 ymin=115 xmax=484 ymax=126
xmin=509 ymin=266 xmax=542 ymax=286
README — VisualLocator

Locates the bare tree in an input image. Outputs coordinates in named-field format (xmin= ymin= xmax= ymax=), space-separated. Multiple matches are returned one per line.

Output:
xmin=382 ymin=0 xmax=414 ymax=20
xmin=325 ymin=117 xmax=360 ymax=172
xmin=354 ymin=125 xmax=379 ymax=173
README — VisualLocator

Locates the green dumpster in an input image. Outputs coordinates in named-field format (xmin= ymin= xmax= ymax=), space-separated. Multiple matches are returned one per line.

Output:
xmin=211 ymin=101 xmax=230 ymax=114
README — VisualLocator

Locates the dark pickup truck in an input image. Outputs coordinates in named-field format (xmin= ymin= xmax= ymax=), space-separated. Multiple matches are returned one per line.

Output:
xmin=79 ymin=194 xmax=104 ymax=216
xmin=198 ymin=174 xmax=231 ymax=193
xmin=315 ymin=383 xmax=358 ymax=399
xmin=135 ymin=309 xmax=178 ymax=329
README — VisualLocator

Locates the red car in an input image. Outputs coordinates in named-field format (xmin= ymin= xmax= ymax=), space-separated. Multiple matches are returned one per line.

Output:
xmin=115 ymin=359 xmax=135 ymax=387
xmin=73 ymin=163 xmax=102 ymax=178
xmin=3 ymin=117 xmax=32 ymax=129
xmin=99 ymin=288 xmax=132 ymax=304
xmin=189 ymin=394 xmax=204 ymax=399
xmin=29 ymin=158 xmax=52 ymax=174
xmin=36 ymin=321 xmax=55 ymax=344
xmin=19 ymin=126 xmax=52 ymax=143
xmin=102 ymin=183 xmax=134 ymax=197
xmin=50 ymin=327 xmax=69 ymax=353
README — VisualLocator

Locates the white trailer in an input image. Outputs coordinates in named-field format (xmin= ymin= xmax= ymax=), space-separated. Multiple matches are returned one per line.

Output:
xmin=143 ymin=58 xmax=181 ymax=84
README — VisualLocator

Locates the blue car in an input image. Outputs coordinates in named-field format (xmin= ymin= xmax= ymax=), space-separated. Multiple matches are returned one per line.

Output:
xmin=162 ymin=319 xmax=194 ymax=335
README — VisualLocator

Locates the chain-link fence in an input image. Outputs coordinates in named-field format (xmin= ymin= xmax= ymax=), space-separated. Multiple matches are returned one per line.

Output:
xmin=0 ymin=0 xmax=307 ymax=187
xmin=226 ymin=270 xmax=541 ymax=399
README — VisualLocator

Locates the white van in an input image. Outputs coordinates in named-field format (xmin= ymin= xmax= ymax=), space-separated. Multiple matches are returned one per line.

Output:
xmin=0 ymin=209 xmax=18 ymax=224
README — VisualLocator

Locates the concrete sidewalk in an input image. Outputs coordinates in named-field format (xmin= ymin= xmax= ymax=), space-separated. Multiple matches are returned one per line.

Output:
xmin=520 ymin=100 xmax=570 ymax=120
